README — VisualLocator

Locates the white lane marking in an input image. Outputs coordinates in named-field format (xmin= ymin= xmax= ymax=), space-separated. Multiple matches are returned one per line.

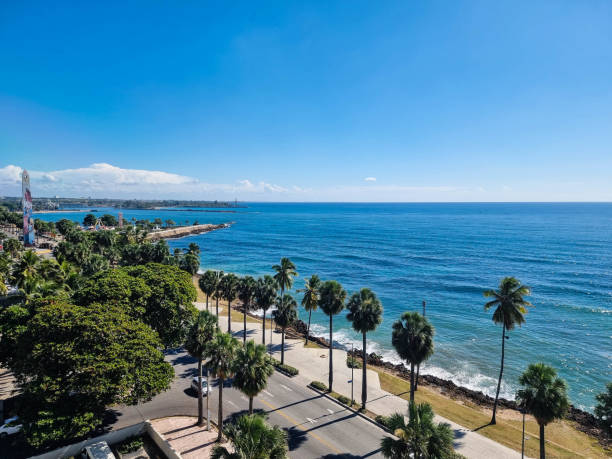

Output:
xmin=263 ymin=390 xmax=274 ymax=398
xmin=327 ymin=408 xmax=334 ymax=414
xmin=306 ymin=417 xmax=317 ymax=424
xmin=227 ymin=400 xmax=238 ymax=407
xmin=280 ymin=384 xmax=292 ymax=392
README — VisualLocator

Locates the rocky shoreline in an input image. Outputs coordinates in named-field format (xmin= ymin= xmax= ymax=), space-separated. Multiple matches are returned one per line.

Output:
xmin=145 ymin=222 xmax=232 ymax=241
xmin=280 ymin=317 xmax=610 ymax=447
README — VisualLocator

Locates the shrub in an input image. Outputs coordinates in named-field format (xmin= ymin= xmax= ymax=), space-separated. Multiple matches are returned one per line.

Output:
xmin=117 ymin=436 xmax=144 ymax=454
xmin=375 ymin=415 xmax=391 ymax=428
xmin=274 ymin=363 xmax=299 ymax=376
xmin=346 ymin=355 xmax=362 ymax=369
xmin=310 ymin=381 xmax=327 ymax=391
xmin=337 ymin=395 xmax=351 ymax=405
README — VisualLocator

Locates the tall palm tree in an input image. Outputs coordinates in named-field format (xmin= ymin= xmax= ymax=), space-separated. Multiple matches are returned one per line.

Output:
xmin=213 ymin=270 xmax=225 ymax=319
xmin=391 ymin=312 xmax=434 ymax=407
xmin=207 ymin=331 xmax=240 ymax=442
xmin=272 ymin=257 xmax=298 ymax=300
xmin=272 ymin=294 xmax=297 ymax=365
xmin=346 ymin=288 xmax=383 ymax=410
xmin=11 ymin=249 xmax=40 ymax=289
xmin=233 ymin=341 xmax=274 ymax=414
xmin=220 ymin=273 xmax=239 ymax=334
xmin=184 ymin=310 xmax=218 ymax=426
xmin=380 ymin=402 xmax=454 ymax=459
xmin=211 ymin=414 xmax=288 ymax=459
xmin=200 ymin=270 xmax=219 ymax=312
xmin=299 ymin=274 xmax=321 ymax=346
xmin=255 ymin=275 xmax=277 ymax=346
xmin=517 ymin=363 xmax=569 ymax=459
xmin=238 ymin=276 xmax=257 ymax=344
xmin=484 ymin=276 xmax=532 ymax=424
xmin=319 ymin=280 xmax=347 ymax=392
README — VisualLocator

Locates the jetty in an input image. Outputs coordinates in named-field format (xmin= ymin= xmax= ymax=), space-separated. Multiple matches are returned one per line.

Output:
xmin=145 ymin=222 xmax=232 ymax=241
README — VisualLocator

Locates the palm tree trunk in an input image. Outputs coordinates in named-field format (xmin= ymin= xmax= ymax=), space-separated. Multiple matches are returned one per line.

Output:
xmin=491 ymin=323 xmax=506 ymax=425
xmin=197 ymin=359 xmax=204 ymax=426
xmin=206 ymin=366 xmax=210 ymax=430
xmin=539 ymin=423 xmax=545 ymax=459
xmin=243 ymin=303 xmax=247 ymax=344
xmin=216 ymin=296 xmax=219 ymax=318
xmin=410 ymin=362 xmax=416 ymax=405
xmin=306 ymin=309 xmax=312 ymax=345
xmin=328 ymin=315 xmax=333 ymax=392
xmin=262 ymin=311 xmax=266 ymax=345
xmin=281 ymin=328 xmax=285 ymax=364
xmin=227 ymin=299 xmax=232 ymax=333
xmin=205 ymin=293 xmax=209 ymax=312
xmin=249 ymin=396 xmax=253 ymax=415
xmin=415 ymin=364 xmax=420 ymax=391
xmin=362 ymin=332 xmax=367 ymax=410
xmin=217 ymin=379 xmax=224 ymax=442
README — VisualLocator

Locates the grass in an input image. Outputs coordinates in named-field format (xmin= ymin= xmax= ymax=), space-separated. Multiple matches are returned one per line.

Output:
xmin=374 ymin=368 xmax=609 ymax=458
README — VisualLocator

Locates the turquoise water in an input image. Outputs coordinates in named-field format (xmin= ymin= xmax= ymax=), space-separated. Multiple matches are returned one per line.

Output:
xmin=37 ymin=203 xmax=612 ymax=411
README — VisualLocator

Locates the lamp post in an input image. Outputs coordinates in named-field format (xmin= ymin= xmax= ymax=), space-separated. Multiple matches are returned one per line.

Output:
xmin=521 ymin=404 xmax=526 ymax=459
xmin=351 ymin=343 xmax=354 ymax=405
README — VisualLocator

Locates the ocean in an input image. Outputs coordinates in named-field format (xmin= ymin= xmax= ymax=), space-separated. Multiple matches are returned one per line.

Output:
xmin=36 ymin=202 xmax=612 ymax=412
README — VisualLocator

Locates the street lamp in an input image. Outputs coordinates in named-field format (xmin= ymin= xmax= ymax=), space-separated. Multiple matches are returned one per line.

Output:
xmin=351 ymin=343 xmax=354 ymax=405
xmin=520 ymin=403 xmax=526 ymax=459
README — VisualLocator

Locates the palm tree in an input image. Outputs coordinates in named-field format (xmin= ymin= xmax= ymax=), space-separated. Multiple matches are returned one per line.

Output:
xmin=220 ymin=273 xmax=239 ymax=334
xmin=391 ymin=312 xmax=434 ymax=406
xmin=484 ymin=276 xmax=532 ymax=424
xmin=211 ymin=414 xmax=288 ymax=459
xmin=233 ymin=341 xmax=274 ymax=414
xmin=272 ymin=257 xmax=298 ymax=300
xmin=299 ymin=274 xmax=321 ymax=346
xmin=517 ymin=363 xmax=569 ymax=459
xmin=380 ymin=402 xmax=454 ymax=459
xmin=238 ymin=276 xmax=257 ymax=343
xmin=272 ymin=294 xmax=297 ymax=365
xmin=200 ymin=270 xmax=219 ymax=312
xmin=184 ymin=310 xmax=218 ymax=426
xmin=11 ymin=249 xmax=40 ymax=289
xmin=207 ymin=331 xmax=240 ymax=442
xmin=346 ymin=288 xmax=383 ymax=410
xmin=319 ymin=280 xmax=347 ymax=392
xmin=213 ymin=270 xmax=225 ymax=319
xmin=255 ymin=275 xmax=277 ymax=346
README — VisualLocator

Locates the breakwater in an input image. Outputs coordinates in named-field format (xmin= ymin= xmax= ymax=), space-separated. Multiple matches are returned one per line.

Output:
xmin=145 ymin=222 xmax=232 ymax=241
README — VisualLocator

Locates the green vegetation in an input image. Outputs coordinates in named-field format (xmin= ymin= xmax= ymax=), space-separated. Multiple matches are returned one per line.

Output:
xmin=272 ymin=294 xmax=297 ymax=365
xmin=237 ymin=276 xmax=257 ymax=343
xmin=211 ymin=413 xmax=288 ymax=459
xmin=199 ymin=269 xmax=219 ymax=312
xmin=517 ymin=363 xmax=570 ymax=459
xmin=392 ymin=312 xmax=434 ymax=407
xmin=116 ymin=436 xmax=144 ymax=454
xmin=346 ymin=355 xmax=362 ymax=369
xmin=255 ymin=275 xmax=278 ymax=347
xmin=484 ymin=276 xmax=532 ymax=425
xmin=319 ymin=280 xmax=347 ymax=392
xmin=310 ymin=381 xmax=327 ymax=391
xmin=595 ymin=382 xmax=612 ymax=435
xmin=346 ymin=287 xmax=383 ymax=410
xmin=220 ymin=273 xmax=239 ymax=334
xmin=233 ymin=341 xmax=275 ymax=414
xmin=273 ymin=361 xmax=299 ymax=377
xmin=299 ymin=274 xmax=320 ymax=346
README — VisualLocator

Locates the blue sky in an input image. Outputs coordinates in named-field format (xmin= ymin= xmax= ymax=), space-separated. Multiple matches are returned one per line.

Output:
xmin=1 ymin=1 xmax=611 ymax=201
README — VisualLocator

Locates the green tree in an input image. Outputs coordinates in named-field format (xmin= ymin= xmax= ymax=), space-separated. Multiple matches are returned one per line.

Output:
xmin=0 ymin=300 xmax=173 ymax=448
xmin=319 ymin=280 xmax=347 ymax=392
xmin=4 ymin=238 xmax=22 ymax=258
xmin=299 ymin=274 xmax=321 ymax=346
xmin=272 ymin=294 xmax=297 ymax=365
xmin=214 ymin=270 xmax=225 ymax=318
xmin=83 ymin=213 xmax=97 ymax=226
xmin=391 ymin=312 xmax=434 ymax=406
xmin=165 ymin=219 xmax=176 ymax=227
xmin=233 ymin=341 xmax=274 ymax=414
xmin=180 ymin=251 xmax=200 ymax=275
xmin=238 ymin=276 xmax=257 ymax=343
xmin=11 ymin=249 xmax=40 ymax=290
xmin=380 ymin=402 xmax=455 ymax=459
xmin=595 ymin=382 xmax=612 ymax=434
xmin=220 ymin=273 xmax=239 ymax=334
xmin=517 ymin=363 xmax=569 ymax=459
xmin=188 ymin=242 xmax=201 ymax=255
xmin=200 ymin=270 xmax=219 ymax=311
xmin=346 ymin=288 xmax=383 ymax=410
xmin=484 ymin=277 xmax=532 ymax=424
xmin=185 ymin=310 xmax=218 ymax=426
xmin=55 ymin=218 xmax=77 ymax=235
xmin=100 ymin=214 xmax=119 ymax=226
xmin=207 ymin=332 xmax=240 ymax=442
xmin=211 ymin=414 xmax=288 ymax=459
xmin=255 ymin=275 xmax=277 ymax=347
xmin=272 ymin=258 xmax=297 ymax=341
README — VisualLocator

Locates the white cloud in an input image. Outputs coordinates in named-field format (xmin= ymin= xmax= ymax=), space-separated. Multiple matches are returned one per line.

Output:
xmin=364 ymin=177 xmax=377 ymax=182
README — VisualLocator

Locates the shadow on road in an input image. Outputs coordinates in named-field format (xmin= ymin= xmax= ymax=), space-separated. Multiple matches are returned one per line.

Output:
xmin=286 ymin=426 xmax=308 ymax=451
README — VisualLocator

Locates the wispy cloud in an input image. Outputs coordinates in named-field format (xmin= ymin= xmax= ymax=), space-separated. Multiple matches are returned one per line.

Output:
xmin=364 ymin=177 xmax=377 ymax=182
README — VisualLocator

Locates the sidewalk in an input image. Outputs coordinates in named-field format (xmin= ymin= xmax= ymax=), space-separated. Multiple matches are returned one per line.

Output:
xmin=205 ymin=304 xmax=528 ymax=459
xmin=151 ymin=416 xmax=231 ymax=459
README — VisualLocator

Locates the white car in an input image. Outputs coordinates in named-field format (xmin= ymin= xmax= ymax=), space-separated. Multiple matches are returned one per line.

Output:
xmin=191 ymin=376 xmax=212 ymax=395
xmin=0 ymin=416 xmax=22 ymax=438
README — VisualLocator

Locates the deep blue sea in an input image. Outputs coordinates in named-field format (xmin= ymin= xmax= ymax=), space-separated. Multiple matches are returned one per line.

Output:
xmin=37 ymin=203 xmax=612 ymax=412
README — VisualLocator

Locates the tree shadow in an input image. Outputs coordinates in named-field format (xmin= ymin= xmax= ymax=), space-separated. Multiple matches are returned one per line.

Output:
xmin=170 ymin=353 xmax=197 ymax=366
xmin=286 ymin=426 xmax=308 ymax=451
xmin=472 ymin=422 xmax=492 ymax=432
xmin=321 ymin=455 xmax=363 ymax=459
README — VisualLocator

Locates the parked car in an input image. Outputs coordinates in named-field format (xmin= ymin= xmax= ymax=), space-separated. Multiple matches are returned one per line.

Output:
xmin=81 ymin=440 xmax=115 ymax=459
xmin=191 ymin=376 xmax=212 ymax=395
xmin=0 ymin=416 xmax=22 ymax=438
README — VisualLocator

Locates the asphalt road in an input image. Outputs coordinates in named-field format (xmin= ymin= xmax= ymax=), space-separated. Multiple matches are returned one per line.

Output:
xmin=110 ymin=348 xmax=388 ymax=458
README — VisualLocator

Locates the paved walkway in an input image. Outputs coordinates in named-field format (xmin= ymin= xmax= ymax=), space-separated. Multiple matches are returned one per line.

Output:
xmin=203 ymin=303 xmax=528 ymax=459
xmin=151 ymin=416 xmax=231 ymax=459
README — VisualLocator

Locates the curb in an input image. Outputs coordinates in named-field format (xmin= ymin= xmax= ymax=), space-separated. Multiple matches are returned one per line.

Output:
xmin=306 ymin=384 xmax=393 ymax=435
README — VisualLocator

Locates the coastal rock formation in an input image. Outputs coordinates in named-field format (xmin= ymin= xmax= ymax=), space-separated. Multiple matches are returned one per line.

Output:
xmin=145 ymin=222 xmax=232 ymax=241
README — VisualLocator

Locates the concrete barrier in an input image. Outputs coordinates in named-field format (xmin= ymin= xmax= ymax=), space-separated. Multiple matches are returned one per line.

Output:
xmin=145 ymin=420 xmax=182 ymax=459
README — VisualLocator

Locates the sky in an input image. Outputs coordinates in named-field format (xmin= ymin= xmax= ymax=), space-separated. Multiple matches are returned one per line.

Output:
xmin=1 ymin=1 xmax=611 ymax=202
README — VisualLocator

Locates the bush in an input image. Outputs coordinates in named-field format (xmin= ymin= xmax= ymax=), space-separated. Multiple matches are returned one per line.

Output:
xmin=375 ymin=415 xmax=391 ymax=428
xmin=346 ymin=355 xmax=362 ymax=369
xmin=274 ymin=362 xmax=299 ymax=376
xmin=336 ymin=395 xmax=351 ymax=405
xmin=117 ymin=436 xmax=144 ymax=454
xmin=310 ymin=381 xmax=327 ymax=391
